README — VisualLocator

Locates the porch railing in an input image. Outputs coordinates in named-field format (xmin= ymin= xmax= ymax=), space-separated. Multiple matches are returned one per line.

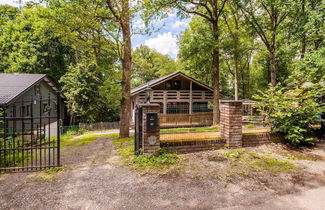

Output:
xmin=160 ymin=113 xmax=213 ymax=128
xmin=138 ymin=90 xmax=213 ymax=102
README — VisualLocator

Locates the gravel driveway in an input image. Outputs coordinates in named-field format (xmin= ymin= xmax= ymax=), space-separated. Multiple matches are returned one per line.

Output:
xmin=0 ymin=136 xmax=325 ymax=210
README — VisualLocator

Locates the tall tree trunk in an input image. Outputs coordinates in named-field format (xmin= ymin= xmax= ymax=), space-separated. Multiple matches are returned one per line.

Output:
xmin=270 ymin=29 xmax=277 ymax=87
xmin=234 ymin=38 xmax=239 ymax=100
xmin=300 ymin=0 xmax=306 ymax=59
xmin=301 ymin=32 xmax=306 ymax=59
xmin=234 ymin=56 xmax=239 ymax=100
xmin=212 ymin=48 xmax=220 ymax=125
xmin=212 ymin=22 xmax=220 ymax=125
xmin=119 ymin=0 xmax=132 ymax=138
xmin=246 ymin=52 xmax=251 ymax=98
xmin=270 ymin=48 xmax=277 ymax=87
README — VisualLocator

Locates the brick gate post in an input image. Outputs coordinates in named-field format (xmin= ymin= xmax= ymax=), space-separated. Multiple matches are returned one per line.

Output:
xmin=220 ymin=100 xmax=243 ymax=147
xmin=141 ymin=104 xmax=160 ymax=155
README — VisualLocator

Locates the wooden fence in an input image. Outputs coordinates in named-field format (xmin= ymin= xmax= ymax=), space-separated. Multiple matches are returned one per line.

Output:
xmin=160 ymin=113 xmax=213 ymax=128
xmin=79 ymin=121 xmax=120 ymax=130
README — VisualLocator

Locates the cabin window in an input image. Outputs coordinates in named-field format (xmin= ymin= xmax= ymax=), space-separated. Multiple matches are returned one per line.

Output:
xmin=192 ymin=102 xmax=212 ymax=113
xmin=34 ymin=84 xmax=41 ymax=96
xmin=174 ymin=80 xmax=181 ymax=90
xmin=21 ymin=105 xmax=31 ymax=117
xmin=165 ymin=81 xmax=172 ymax=90
xmin=165 ymin=80 xmax=181 ymax=90
xmin=167 ymin=102 xmax=189 ymax=114
xmin=43 ymin=103 xmax=51 ymax=114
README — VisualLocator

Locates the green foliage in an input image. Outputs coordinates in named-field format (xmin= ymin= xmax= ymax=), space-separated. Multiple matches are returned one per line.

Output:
xmin=133 ymin=152 xmax=179 ymax=169
xmin=221 ymin=148 xmax=246 ymax=159
xmin=112 ymin=136 xmax=180 ymax=170
xmin=220 ymin=148 xmax=299 ymax=174
xmin=0 ymin=5 xmax=19 ymax=30
xmin=254 ymin=80 xmax=325 ymax=146
xmin=0 ymin=6 xmax=72 ymax=81
xmin=246 ymin=124 xmax=254 ymax=128
xmin=59 ymin=59 xmax=105 ymax=123
xmin=290 ymin=48 xmax=325 ymax=84
xmin=132 ymin=45 xmax=179 ymax=87
xmin=61 ymin=134 xmax=98 ymax=147
xmin=179 ymin=17 xmax=232 ymax=95
xmin=112 ymin=136 xmax=134 ymax=158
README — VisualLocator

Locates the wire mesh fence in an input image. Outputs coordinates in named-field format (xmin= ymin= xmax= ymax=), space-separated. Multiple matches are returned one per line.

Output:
xmin=79 ymin=121 xmax=120 ymax=131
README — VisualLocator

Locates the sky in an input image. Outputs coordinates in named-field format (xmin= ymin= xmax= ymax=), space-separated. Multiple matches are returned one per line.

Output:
xmin=0 ymin=0 xmax=190 ymax=59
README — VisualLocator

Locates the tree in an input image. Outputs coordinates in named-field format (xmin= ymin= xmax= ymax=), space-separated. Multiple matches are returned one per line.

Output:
xmin=238 ymin=0 xmax=292 ymax=86
xmin=132 ymin=45 xmax=178 ymax=87
xmin=288 ymin=0 xmax=324 ymax=58
xmin=254 ymin=78 xmax=325 ymax=146
xmin=46 ymin=0 xmax=118 ymax=66
xmin=102 ymin=0 xmax=133 ymax=137
xmin=60 ymin=59 xmax=104 ymax=124
xmin=146 ymin=0 xmax=228 ymax=125
xmin=222 ymin=2 xmax=255 ymax=100
xmin=0 ymin=5 xmax=19 ymax=31
xmin=0 ymin=5 xmax=72 ymax=81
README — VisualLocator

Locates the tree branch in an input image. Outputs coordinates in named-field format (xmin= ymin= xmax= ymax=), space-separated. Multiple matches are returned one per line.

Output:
xmin=106 ymin=0 xmax=121 ymax=22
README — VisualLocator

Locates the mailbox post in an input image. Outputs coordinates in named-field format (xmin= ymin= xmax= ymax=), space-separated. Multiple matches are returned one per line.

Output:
xmin=135 ymin=104 xmax=160 ymax=155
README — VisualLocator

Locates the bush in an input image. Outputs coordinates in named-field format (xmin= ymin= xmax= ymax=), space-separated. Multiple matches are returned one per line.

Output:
xmin=254 ymin=81 xmax=325 ymax=146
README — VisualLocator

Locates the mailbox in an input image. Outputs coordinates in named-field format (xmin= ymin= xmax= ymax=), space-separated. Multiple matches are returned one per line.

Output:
xmin=146 ymin=112 xmax=159 ymax=131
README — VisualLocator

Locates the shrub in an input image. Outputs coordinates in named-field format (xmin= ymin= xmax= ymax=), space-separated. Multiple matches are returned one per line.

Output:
xmin=254 ymin=81 xmax=325 ymax=146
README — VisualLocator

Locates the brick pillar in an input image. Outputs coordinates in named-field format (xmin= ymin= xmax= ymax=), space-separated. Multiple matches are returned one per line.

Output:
xmin=220 ymin=100 xmax=243 ymax=147
xmin=141 ymin=104 xmax=160 ymax=155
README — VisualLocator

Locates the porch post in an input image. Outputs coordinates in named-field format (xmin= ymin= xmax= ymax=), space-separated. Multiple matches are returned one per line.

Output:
xmin=163 ymin=91 xmax=167 ymax=114
xmin=189 ymin=81 xmax=193 ymax=114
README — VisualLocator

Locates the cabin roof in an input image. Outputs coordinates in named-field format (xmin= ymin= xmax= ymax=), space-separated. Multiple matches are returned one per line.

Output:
xmin=0 ymin=73 xmax=64 ymax=106
xmin=131 ymin=72 xmax=213 ymax=96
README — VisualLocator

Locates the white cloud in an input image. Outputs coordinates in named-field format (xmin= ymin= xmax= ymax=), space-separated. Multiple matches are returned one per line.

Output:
xmin=0 ymin=0 xmax=25 ymax=7
xmin=133 ymin=18 xmax=145 ymax=30
xmin=172 ymin=20 xmax=189 ymax=29
xmin=144 ymin=32 xmax=178 ymax=57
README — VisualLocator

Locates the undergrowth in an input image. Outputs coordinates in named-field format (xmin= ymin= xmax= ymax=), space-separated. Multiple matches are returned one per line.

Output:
xmin=112 ymin=137 xmax=181 ymax=171
xmin=219 ymin=148 xmax=300 ymax=174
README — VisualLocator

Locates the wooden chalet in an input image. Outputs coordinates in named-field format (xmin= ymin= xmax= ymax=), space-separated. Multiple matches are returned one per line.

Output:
xmin=131 ymin=72 xmax=214 ymax=127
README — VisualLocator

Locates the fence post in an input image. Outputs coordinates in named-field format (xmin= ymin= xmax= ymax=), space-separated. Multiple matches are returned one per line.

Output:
xmin=220 ymin=100 xmax=243 ymax=147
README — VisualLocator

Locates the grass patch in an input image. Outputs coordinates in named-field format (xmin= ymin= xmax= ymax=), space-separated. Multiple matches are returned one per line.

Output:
xmin=34 ymin=167 xmax=65 ymax=182
xmin=61 ymin=134 xmax=98 ymax=147
xmin=161 ymin=126 xmax=219 ymax=133
xmin=112 ymin=136 xmax=181 ymax=171
xmin=219 ymin=148 xmax=299 ymax=174
xmin=133 ymin=151 xmax=180 ymax=170
xmin=276 ymin=150 xmax=325 ymax=161
xmin=61 ymin=133 xmax=119 ymax=148
xmin=112 ymin=136 xmax=134 ymax=158
xmin=246 ymin=124 xmax=255 ymax=128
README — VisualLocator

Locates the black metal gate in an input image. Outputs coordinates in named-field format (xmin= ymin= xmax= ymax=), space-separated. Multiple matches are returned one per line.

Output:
xmin=0 ymin=92 xmax=61 ymax=172
xmin=134 ymin=105 xmax=142 ymax=156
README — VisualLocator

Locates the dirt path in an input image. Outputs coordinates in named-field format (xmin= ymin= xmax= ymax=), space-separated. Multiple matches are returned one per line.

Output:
xmin=0 ymin=137 xmax=325 ymax=210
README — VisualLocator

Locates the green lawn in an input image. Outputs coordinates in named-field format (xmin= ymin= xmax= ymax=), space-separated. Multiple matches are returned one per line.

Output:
xmin=60 ymin=133 xmax=119 ymax=147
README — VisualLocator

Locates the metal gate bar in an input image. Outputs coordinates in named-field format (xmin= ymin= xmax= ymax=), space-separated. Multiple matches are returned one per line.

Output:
xmin=0 ymin=92 xmax=61 ymax=172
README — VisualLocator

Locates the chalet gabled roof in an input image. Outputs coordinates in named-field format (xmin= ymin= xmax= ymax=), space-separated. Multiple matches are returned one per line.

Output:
xmin=131 ymin=72 xmax=213 ymax=96
xmin=0 ymin=73 xmax=64 ymax=106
